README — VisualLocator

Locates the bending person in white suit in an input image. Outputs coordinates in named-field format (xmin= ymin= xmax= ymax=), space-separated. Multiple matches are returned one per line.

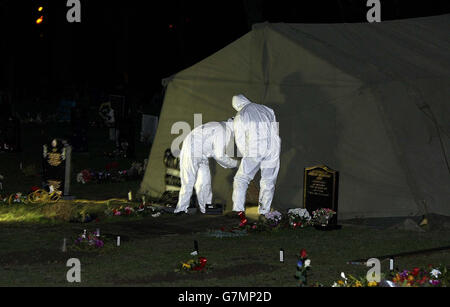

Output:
xmin=232 ymin=94 xmax=281 ymax=215
xmin=174 ymin=120 xmax=238 ymax=214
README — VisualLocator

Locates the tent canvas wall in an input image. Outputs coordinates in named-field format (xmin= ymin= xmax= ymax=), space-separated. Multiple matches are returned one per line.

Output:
xmin=140 ymin=15 xmax=450 ymax=219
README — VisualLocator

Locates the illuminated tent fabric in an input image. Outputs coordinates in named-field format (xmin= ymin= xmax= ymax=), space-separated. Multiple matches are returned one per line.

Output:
xmin=140 ymin=15 xmax=450 ymax=219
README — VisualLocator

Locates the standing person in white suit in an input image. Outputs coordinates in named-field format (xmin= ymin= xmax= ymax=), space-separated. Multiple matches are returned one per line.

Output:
xmin=174 ymin=120 xmax=239 ymax=214
xmin=231 ymin=94 xmax=281 ymax=216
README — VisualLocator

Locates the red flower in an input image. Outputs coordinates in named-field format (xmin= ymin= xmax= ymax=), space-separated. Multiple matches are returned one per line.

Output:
xmin=193 ymin=257 xmax=208 ymax=271
xmin=412 ymin=268 xmax=420 ymax=277
xmin=31 ymin=186 xmax=40 ymax=192
xmin=300 ymin=249 xmax=308 ymax=259
xmin=239 ymin=219 xmax=248 ymax=228
xmin=238 ymin=212 xmax=248 ymax=227
xmin=81 ymin=170 xmax=92 ymax=183
xmin=419 ymin=276 xmax=428 ymax=285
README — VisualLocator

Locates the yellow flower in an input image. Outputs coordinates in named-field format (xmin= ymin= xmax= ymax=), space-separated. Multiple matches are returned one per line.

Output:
xmin=354 ymin=281 xmax=363 ymax=288
xmin=337 ymin=280 xmax=345 ymax=285
xmin=408 ymin=275 xmax=415 ymax=282
xmin=182 ymin=263 xmax=191 ymax=269
xmin=368 ymin=281 xmax=378 ymax=287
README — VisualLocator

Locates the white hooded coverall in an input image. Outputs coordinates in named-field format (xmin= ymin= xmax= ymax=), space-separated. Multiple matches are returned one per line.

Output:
xmin=232 ymin=95 xmax=281 ymax=215
xmin=174 ymin=121 xmax=238 ymax=214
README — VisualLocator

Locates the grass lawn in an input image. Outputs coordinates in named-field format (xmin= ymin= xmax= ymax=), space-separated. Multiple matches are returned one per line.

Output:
xmin=0 ymin=124 xmax=449 ymax=287
xmin=0 ymin=214 xmax=449 ymax=287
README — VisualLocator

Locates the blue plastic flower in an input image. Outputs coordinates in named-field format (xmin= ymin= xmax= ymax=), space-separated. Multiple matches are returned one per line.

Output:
xmin=297 ymin=260 xmax=303 ymax=268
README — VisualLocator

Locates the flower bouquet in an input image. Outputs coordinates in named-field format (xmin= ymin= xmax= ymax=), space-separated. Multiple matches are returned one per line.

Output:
xmin=312 ymin=208 xmax=336 ymax=227
xmin=264 ymin=211 xmax=283 ymax=227
xmin=331 ymin=265 xmax=448 ymax=287
xmin=288 ymin=208 xmax=312 ymax=229
xmin=391 ymin=265 xmax=448 ymax=287
xmin=243 ymin=210 xmax=285 ymax=232
xmin=176 ymin=256 xmax=208 ymax=273
xmin=108 ymin=204 xmax=162 ymax=218
xmin=2 ymin=193 xmax=28 ymax=205
xmin=71 ymin=230 xmax=105 ymax=251
xmin=295 ymin=249 xmax=311 ymax=287
xmin=332 ymin=272 xmax=379 ymax=288
xmin=76 ymin=169 xmax=92 ymax=184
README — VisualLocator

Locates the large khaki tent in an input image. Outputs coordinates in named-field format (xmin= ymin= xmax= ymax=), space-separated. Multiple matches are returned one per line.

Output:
xmin=140 ymin=15 xmax=450 ymax=219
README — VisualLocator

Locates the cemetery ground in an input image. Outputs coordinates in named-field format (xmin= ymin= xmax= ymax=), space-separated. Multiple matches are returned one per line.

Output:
xmin=0 ymin=124 xmax=450 ymax=286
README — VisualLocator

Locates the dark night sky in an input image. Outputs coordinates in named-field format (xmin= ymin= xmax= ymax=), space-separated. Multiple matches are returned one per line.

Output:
xmin=1 ymin=0 xmax=450 ymax=115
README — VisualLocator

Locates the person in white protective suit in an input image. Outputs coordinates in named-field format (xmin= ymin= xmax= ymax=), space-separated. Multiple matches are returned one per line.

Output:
xmin=232 ymin=94 xmax=281 ymax=215
xmin=174 ymin=120 xmax=239 ymax=214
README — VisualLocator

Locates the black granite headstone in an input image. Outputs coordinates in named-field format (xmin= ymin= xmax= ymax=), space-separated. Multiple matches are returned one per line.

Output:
xmin=303 ymin=165 xmax=339 ymax=225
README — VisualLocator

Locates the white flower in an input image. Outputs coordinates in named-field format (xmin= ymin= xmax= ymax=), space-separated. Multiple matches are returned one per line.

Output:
xmin=76 ymin=172 xmax=85 ymax=184
xmin=430 ymin=269 xmax=441 ymax=279
xmin=265 ymin=211 xmax=282 ymax=221
xmin=190 ymin=251 xmax=198 ymax=256
xmin=288 ymin=208 xmax=312 ymax=222
xmin=332 ymin=282 xmax=339 ymax=287
xmin=341 ymin=272 xmax=347 ymax=281
xmin=152 ymin=212 xmax=161 ymax=218
xmin=304 ymin=259 xmax=311 ymax=267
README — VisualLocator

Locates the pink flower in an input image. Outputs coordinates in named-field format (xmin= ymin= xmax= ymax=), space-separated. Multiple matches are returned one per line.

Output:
xmin=430 ymin=280 xmax=441 ymax=286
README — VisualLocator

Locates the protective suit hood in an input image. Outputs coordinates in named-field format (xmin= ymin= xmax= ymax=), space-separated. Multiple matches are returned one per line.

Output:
xmin=232 ymin=95 xmax=252 ymax=112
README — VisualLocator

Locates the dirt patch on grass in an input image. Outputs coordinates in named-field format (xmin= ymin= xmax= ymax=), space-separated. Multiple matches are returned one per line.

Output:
xmin=101 ymin=215 xmax=240 ymax=239
xmin=113 ymin=263 xmax=277 ymax=285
